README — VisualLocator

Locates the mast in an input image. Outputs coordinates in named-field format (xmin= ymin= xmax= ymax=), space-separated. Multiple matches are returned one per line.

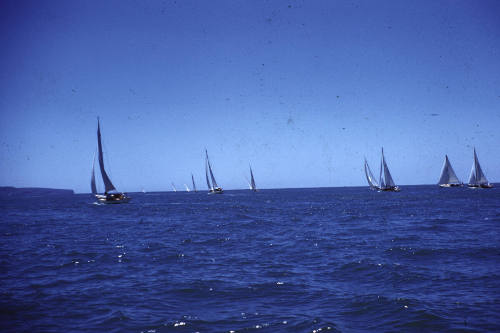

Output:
xmin=191 ymin=173 xmax=197 ymax=192
xmin=97 ymin=118 xmax=116 ymax=193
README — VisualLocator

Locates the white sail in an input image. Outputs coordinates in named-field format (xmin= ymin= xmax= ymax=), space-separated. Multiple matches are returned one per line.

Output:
xmin=380 ymin=148 xmax=396 ymax=189
xmin=171 ymin=182 xmax=177 ymax=192
xmin=364 ymin=158 xmax=379 ymax=189
xmin=184 ymin=184 xmax=190 ymax=192
xmin=205 ymin=149 xmax=222 ymax=193
xmin=378 ymin=148 xmax=399 ymax=191
xmin=468 ymin=148 xmax=490 ymax=186
xmin=438 ymin=155 xmax=461 ymax=185
xmin=205 ymin=160 xmax=213 ymax=191
xmin=205 ymin=150 xmax=219 ymax=188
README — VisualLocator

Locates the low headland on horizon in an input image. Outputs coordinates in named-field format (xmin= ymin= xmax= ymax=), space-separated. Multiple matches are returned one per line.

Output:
xmin=0 ymin=186 xmax=74 ymax=197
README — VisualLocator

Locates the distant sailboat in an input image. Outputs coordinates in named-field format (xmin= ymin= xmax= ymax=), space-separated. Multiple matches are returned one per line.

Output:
xmin=191 ymin=173 xmax=197 ymax=192
xmin=92 ymin=118 xmax=130 ymax=203
xmin=378 ymin=148 xmax=400 ymax=192
xmin=171 ymin=182 xmax=177 ymax=192
xmin=364 ymin=157 xmax=380 ymax=190
xmin=184 ymin=184 xmax=190 ymax=192
xmin=249 ymin=165 xmax=257 ymax=192
xmin=438 ymin=155 xmax=462 ymax=187
xmin=91 ymin=151 xmax=97 ymax=195
xmin=205 ymin=149 xmax=223 ymax=194
xmin=467 ymin=148 xmax=493 ymax=188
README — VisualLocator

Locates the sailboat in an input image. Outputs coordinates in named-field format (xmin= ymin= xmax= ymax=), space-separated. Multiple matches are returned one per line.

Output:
xmin=364 ymin=157 xmax=380 ymax=190
xmin=92 ymin=118 xmax=130 ymax=204
xmin=191 ymin=173 xmax=197 ymax=192
xmin=249 ymin=165 xmax=257 ymax=192
xmin=378 ymin=148 xmax=400 ymax=192
xmin=205 ymin=149 xmax=223 ymax=194
xmin=91 ymin=151 xmax=97 ymax=195
xmin=184 ymin=184 xmax=191 ymax=192
xmin=467 ymin=148 xmax=493 ymax=188
xmin=171 ymin=182 xmax=177 ymax=192
xmin=438 ymin=155 xmax=462 ymax=187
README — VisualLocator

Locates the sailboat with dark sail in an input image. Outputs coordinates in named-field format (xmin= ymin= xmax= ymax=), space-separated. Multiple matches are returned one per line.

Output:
xmin=91 ymin=118 xmax=130 ymax=204
xmin=249 ymin=165 xmax=257 ymax=192
xmin=364 ymin=157 xmax=380 ymax=190
xmin=205 ymin=149 xmax=223 ymax=194
xmin=467 ymin=148 xmax=493 ymax=188
xmin=378 ymin=148 xmax=400 ymax=192
xmin=438 ymin=155 xmax=462 ymax=187
xmin=191 ymin=173 xmax=197 ymax=192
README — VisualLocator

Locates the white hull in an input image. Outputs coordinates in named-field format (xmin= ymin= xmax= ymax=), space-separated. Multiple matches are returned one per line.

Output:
xmin=208 ymin=187 xmax=223 ymax=194
xmin=439 ymin=184 xmax=463 ymax=188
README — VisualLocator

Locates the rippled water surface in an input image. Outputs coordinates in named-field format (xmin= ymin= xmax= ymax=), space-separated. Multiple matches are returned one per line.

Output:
xmin=1 ymin=186 xmax=499 ymax=332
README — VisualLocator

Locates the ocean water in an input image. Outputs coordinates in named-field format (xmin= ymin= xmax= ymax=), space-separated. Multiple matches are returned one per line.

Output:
xmin=1 ymin=186 xmax=499 ymax=332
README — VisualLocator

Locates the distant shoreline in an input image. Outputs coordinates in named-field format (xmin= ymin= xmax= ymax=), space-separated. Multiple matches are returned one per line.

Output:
xmin=0 ymin=186 xmax=74 ymax=197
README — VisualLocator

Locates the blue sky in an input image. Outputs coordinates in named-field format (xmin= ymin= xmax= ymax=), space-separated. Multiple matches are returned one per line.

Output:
xmin=1 ymin=0 xmax=499 ymax=193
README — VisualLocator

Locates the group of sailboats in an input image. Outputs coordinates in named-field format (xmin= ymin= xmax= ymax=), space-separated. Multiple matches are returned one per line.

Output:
xmin=93 ymin=119 xmax=492 ymax=202
xmin=364 ymin=147 xmax=493 ymax=191
xmin=364 ymin=148 xmax=400 ymax=192
xmin=91 ymin=119 xmax=258 ymax=203
xmin=438 ymin=148 xmax=493 ymax=188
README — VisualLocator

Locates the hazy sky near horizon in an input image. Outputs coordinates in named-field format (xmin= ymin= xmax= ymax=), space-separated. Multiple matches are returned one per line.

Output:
xmin=1 ymin=0 xmax=499 ymax=193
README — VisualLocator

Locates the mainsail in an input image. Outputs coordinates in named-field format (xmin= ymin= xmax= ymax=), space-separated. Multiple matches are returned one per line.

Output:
xmin=205 ymin=161 xmax=213 ymax=191
xmin=97 ymin=119 xmax=116 ymax=193
xmin=438 ymin=155 xmax=461 ymax=185
xmin=250 ymin=165 xmax=257 ymax=191
xmin=191 ymin=173 xmax=197 ymax=192
xmin=206 ymin=150 xmax=219 ymax=188
xmin=364 ymin=157 xmax=379 ymax=190
xmin=379 ymin=148 xmax=397 ymax=190
xmin=468 ymin=148 xmax=489 ymax=186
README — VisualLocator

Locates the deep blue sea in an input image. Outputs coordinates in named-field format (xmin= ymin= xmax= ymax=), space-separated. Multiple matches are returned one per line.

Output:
xmin=1 ymin=186 xmax=499 ymax=332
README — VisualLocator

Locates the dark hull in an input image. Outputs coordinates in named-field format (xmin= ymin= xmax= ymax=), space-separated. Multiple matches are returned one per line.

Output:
xmin=467 ymin=184 xmax=493 ymax=189
xmin=379 ymin=186 xmax=400 ymax=192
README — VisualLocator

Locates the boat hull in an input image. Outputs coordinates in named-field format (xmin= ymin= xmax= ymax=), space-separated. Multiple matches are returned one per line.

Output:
xmin=208 ymin=188 xmax=224 ymax=194
xmin=96 ymin=193 xmax=131 ymax=204
xmin=439 ymin=184 xmax=463 ymax=188
xmin=379 ymin=186 xmax=400 ymax=192
xmin=467 ymin=184 xmax=493 ymax=189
